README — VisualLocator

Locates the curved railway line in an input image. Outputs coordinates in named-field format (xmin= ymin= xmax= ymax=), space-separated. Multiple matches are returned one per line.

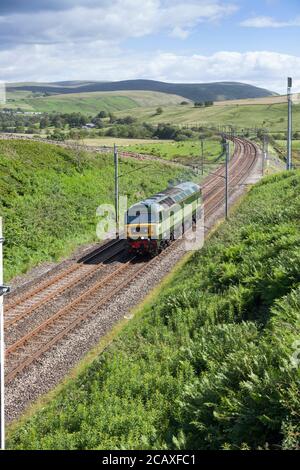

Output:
xmin=4 ymin=137 xmax=260 ymax=384
xmin=203 ymin=137 xmax=258 ymax=218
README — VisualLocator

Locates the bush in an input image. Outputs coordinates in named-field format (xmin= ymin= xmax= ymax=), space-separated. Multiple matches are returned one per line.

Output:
xmin=97 ymin=111 xmax=109 ymax=119
xmin=47 ymin=130 xmax=66 ymax=141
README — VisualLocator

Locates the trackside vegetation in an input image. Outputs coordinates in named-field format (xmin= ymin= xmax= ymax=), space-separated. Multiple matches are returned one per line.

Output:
xmin=0 ymin=140 xmax=193 ymax=280
xmin=7 ymin=170 xmax=300 ymax=449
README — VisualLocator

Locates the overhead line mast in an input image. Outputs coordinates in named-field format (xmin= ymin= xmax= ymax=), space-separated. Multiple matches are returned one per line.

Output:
xmin=114 ymin=144 xmax=119 ymax=239
xmin=0 ymin=218 xmax=11 ymax=450
xmin=287 ymin=77 xmax=293 ymax=171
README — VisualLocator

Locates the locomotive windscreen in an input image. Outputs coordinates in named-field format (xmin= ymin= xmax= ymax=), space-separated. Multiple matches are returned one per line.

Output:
xmin=126 ymin=208 xmax=149 ymax=224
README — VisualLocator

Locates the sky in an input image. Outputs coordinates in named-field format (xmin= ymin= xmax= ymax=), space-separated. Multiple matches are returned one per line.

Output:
xmin=0 ymin=0 xmax=299 ymax=93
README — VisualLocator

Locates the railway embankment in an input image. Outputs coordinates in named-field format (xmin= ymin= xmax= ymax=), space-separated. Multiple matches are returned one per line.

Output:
xmin=0 ymin=138 xmax=192 ymax=281
xmin=7 ymin=169 xmax=300 ymax=450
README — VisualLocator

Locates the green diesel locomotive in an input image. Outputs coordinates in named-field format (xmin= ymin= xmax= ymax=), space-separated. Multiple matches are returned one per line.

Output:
xmin=125 ymin=182 xmax=202 ymax=255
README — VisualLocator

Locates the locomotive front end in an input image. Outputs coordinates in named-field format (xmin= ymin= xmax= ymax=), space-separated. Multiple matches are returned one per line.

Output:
xmin=125 ymin=203 xmax=160 ymax=255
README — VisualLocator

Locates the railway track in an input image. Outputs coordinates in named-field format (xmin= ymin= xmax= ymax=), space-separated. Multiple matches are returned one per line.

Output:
xmin=5 ymin=238 xmax=184 ymax=383
xmin=5 ymin=238 xmax=125 ymax=328
xmin=4 ymin=137 xmax=259 ymax=383
xmin=203 ymin=138 xmax=258 ymax=218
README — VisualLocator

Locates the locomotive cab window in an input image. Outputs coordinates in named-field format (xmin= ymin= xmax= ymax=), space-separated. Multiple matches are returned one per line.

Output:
xmin=127 ymin=208 xmax=149 ymax=224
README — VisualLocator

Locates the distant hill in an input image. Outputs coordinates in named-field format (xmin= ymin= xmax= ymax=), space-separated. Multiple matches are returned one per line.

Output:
xmin=3 ymin=90 xmax=189 ymax=114
xmin=7 ymin=80 xmax=276 ymax=103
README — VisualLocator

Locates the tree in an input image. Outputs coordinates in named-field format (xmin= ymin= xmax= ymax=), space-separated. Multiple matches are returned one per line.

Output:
xmin=92 ymin=118 xmax=104 ymax=129
xmin=109 ymin=113 xmax=117 ymax=123
xmin=97 ymin=110 xmax=109 ymax=119
xmin=156 ymin=107 xmax=163 ymax=115
xmin=40 ymin=116 xmax=50 ymax=129
xmin=26 ymin=127 xmax=36 ymax=134
xmin=116 ymin=116 xmax=137 ymax=125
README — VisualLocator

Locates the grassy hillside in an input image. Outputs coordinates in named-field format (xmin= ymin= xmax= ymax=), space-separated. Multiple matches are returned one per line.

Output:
xmin=214 ymin=94 xmax=291 ymax=106
xmin=7 ymin=80 xmax=275 ymax=102
xmin=6 ymin=93 xmax=138 ymax=114
xmin=7 ymin=170 xmax=300 ymax=450
xmin=115 ymin=102 xmax=300 ymax=131
xmin=4 ymin=90 xmax=188 ymax=114
xmin=3 ymin=86 xmax=296 ymax=133
xmin=0 ymin=140 xmax=193 ymax=280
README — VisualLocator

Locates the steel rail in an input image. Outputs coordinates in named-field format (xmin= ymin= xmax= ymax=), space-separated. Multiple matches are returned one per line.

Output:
xmin=6 ymin=257 xmax=135 ymax=356
xmin=5 ymin=238 xmax=183 ymax=383
xmin=204 ymin=138 xmax=258 ymax=219
xmin=5 ymin=242 xmax=125 ymax=329
xmin=5 ymin=238 xmax=123 ymax=313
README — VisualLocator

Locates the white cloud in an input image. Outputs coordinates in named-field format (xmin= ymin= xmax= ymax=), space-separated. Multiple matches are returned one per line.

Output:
xmin=140 ymin=51 xmax=300 ymax=92
xmin=1 ymin=46 xmax=300 ymax=94
xmin=0 ymin=1 xmax=298 ymax=94
xmin=241 ymin=15 xmax=300 ymax=28
xmin=0 ymin=0 xmax=238 ymax=47
xmin=170 ymin=27 xmax=190 ymax=39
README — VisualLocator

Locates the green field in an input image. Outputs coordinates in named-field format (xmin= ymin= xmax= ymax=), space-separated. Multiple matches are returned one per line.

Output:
xmin=3 ymin=88 xmax=299 ymax=134
xmin=122 ymin=139 xmax=224 ymax=166
xmin=0 ymin=140 xmax=193 ymax=280
xmin=275 ymin=140 xmax=300 ymax=166
xmin=81 ymin=137 xmax=175 ymax=147
xmin=5 ymin=93 xmax=138 ymax=114
xmin=7 ymin=170 xmax=300 ymax=450
xmin=114 ymin=102 xmax=300 ymax=132
xmin=275 ymin=139 xmax=300 ymax=150
xmin=3 ymin=86 xmax=300 ymax=146
xmin=3 ymin=90 xmax=188 ymax=114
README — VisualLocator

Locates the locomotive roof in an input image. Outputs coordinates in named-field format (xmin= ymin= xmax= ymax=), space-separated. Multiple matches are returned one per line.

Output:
xmin=139 ymin=181 xmax=200 ymax=209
